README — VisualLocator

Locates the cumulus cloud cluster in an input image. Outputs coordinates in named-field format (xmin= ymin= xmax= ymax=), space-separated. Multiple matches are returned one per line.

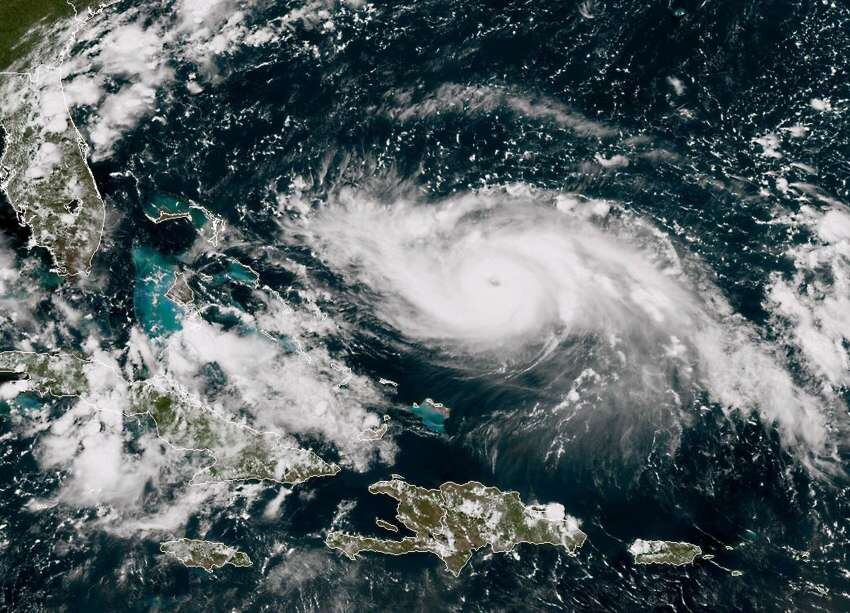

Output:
xmin=58 ymin=2 xmax=217 ymax=159
xmin=389 ymin=83 xmax=616 ymax=138
xmin=0 ymin=249 xmax=392 ymax=536
xmin=19 ymin=299 xmax=393 ymax=534
xmin=768 ymin=205 xmax=850 ymax=389
xmin=158 ymin=310 xmax=394 ymax=471
xmin=50 ymin=0 xmax=374 ymax=159
xmin=36 ymin=351 xmax=164 ymax=509
xmin=38 ymin=0 xmax=272 ymax=159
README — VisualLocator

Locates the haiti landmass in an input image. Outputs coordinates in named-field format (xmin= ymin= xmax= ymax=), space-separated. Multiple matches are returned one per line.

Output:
xmin=326 ymin=478 xmax=587 ymax=576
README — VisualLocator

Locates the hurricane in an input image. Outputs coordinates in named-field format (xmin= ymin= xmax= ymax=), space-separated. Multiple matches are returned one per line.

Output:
xmin=292 ymin=185 xmax=832 ymax=468
xmin=1 ymin=0 xmax=849 ymax=610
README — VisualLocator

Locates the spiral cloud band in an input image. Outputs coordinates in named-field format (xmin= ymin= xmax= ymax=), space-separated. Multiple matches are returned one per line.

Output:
xmin=292 ymin=186 xmax=831 ymax=459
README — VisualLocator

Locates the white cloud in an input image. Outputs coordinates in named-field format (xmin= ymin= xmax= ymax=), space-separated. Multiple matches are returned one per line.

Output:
xmin=390 ymin=83 xmax=616 ymax=138
xmin=21 ymin=348 xmax=232 ymax=535
xmin=0 ymin=380 xmax=30 ymax=400
xmin=767 ymin=205 xmax=850 ymax=388
xmin=809 ymin=98 xmax=832 ymax=112
xmin=594 ymin=153 xmax=630 ymax=168
xmin=667 ymin=76 xmax=685 ymax=96
xmin=58 ymin=12 xmax=174 ymax=159
xmin=35 ymin=73 xmax=72 ymax=133
xmin=88 ymin=79 xmax=164 ymax=153
xmin=0 ymin=232 xmax=54 ymax=339
xmin=291 ymin=185 xmax=833 ymax=457
xmin=23 ymin=141 xmax=63 ymax=180
xmin=53 ymin=1 xmax=261 ymax=159
xmin=36 ymin=355 xmax=160 ymax=508
xmin=97 ymin=22 xmax=165 ymax=77
xmin=753 ymin=133 xmax=783 ymax=159
xmin=161 ymin=307 xmax=394 ymax=471
xmin=62 ymin=74 xmax=103 ymax=106
xmin=9 ymin=0 xmax=369 ymax=159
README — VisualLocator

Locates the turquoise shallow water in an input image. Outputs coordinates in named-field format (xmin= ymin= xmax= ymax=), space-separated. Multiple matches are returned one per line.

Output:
xmin=409 ymin=400 xmax=449 ymax=433
xmin=132 ymin=246 xmax=182 ymax=336
xmin=0 ymin=393 xmax=42 ymax=416
xmin=1 ymin=0 xmax=848 ymax=610
xmin=223 ymin=261 xmax=259 ymax=286
xmin=146 ymin=193 xmax=208 ymax=227
xmin=206 ymin=260 xmax=259 ymax=287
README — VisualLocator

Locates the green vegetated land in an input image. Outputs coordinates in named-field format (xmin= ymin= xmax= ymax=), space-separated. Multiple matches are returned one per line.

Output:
xmin=0 ymin=0 xmax=91 ymax=70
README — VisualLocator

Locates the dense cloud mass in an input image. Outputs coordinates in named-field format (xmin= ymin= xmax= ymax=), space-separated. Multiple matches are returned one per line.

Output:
xmin=0 ymin=0 xmax=849 ymax=610
xmin=295 ymin=186 xmax=834 ymax=457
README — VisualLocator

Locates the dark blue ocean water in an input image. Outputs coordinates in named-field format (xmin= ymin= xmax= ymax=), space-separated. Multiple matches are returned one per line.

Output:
xmin=1 ymin=0 xmax=849 ymax=610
